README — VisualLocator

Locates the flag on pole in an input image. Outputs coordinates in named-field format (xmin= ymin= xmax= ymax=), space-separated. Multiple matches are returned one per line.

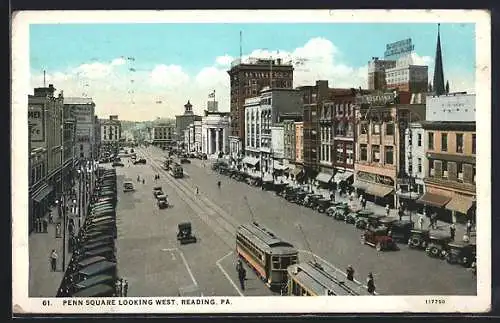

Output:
xmin=208 ymin=90 xmax=216 ymax=98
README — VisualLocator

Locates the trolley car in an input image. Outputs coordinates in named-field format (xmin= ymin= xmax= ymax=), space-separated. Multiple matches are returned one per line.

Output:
xmin=286 ymin=261 xmax=371 ymax=296
xmin=236 ymin=222 xmax=298 ymax=290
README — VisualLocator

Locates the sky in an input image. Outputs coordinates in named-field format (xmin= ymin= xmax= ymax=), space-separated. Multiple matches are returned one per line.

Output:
xmin=29 ymin=23 xmax=476 ymax=121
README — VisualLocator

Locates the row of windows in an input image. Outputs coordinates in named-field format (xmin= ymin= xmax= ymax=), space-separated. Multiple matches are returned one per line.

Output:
xmin=408 ymin=157 xmax=423 ymax=175
xmin=428 ymin=159 xmax=476 ymax=184
xmin=360 ymin=122 xmax=395 ymax=136
xmin=359 ymin=144 xmax=394 ymax=164
xmin=428 ymin=132 xmax=476 ymax=154
xmin=236 ymin=234 xmax=265 ymax=264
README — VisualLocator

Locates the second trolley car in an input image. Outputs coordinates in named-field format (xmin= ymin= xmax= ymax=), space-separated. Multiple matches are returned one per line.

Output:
xmin=236 ymin=222 xmax=298 ymax=290
xmin=286 ymin=261 xmax=371 ymax=296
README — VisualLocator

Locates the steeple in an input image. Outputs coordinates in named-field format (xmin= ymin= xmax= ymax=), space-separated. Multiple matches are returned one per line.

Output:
xmin=433 ymin=23 xmax=445 ymax=96
xmin=184 ymin=100 xmax=193 ymax=115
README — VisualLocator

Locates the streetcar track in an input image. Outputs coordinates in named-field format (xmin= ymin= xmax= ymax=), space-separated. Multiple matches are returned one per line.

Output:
xmin=140 ymin=148 xmax=237 ymax=248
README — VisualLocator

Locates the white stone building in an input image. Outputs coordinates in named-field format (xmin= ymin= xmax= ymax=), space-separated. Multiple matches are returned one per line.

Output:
xmin=201 ymin=111 xmax=230 ymax=157
xmin=100 ymin=115 xmax=121 ymax=148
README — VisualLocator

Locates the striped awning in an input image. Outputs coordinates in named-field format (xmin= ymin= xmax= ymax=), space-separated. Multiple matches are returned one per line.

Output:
xmin=242 ymin=156 xmax=260 ymax=166
xmin=333 ymin=171 xmax=353 ymax=184
xmin=417 ymin=192 xmax=451 ymax=208
xmin=32 ymin=183 xmax=54 ymax=203
xmin=316 ymin=172 xmax=333 ymax=183
xmin=445 ymin=195 xmax=474 ymax=214
xmin=364 ymin=183 xmax=393 ymax=197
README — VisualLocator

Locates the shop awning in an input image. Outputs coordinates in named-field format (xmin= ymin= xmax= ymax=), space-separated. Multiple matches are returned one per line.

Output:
xmin=32 ymin=183 xmax=53 ymax=203
xmin=352 ymin=180 xmax=369 ymax=190
xmin=365 ymin=183 xmax=393 ymax=197
xmin=445 ymin=195 xmax=474 ymax=214
xmin=333 ymin=171 xmax=353 ymax=184
xmin=316 ymin=172 xmax=333 ymax=183
xmin=242 ymin=156 xmax=260 ymax=166
xmin=417 ymin=192 xmax=451 ymax=208
xmin=396 ymin=189 xmax=421 ymax=200
xmin=291 ymin=166 xmax=303 ymax=176
xmin=273 ymin=164 xmax=288 ymax=171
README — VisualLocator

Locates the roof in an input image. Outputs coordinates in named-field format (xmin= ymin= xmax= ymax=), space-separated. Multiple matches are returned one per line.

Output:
xmin=421 ymin=121 xmax=476 ymax=131
xmin=237 ymin=222 xmax=297 ymax=255
xmin=64 ymin=97 xmax=94 ymax=105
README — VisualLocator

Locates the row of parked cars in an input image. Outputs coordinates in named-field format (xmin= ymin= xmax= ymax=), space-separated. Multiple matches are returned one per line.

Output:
xmin=211 ymin=161 xmax=477 ymax=272
xmin=57 ymin=168 xmax=119 ymax=297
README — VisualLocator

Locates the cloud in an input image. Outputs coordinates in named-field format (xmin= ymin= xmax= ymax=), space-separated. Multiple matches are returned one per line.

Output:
xmin=30 ymin=39 xmax=475 ymax=121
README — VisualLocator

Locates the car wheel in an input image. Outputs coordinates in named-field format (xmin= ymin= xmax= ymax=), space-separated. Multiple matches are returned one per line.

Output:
xmin=430 ymin=247 xmax=439 ymax=257
xmin=376 ymin=242 xmax=382 ymax=251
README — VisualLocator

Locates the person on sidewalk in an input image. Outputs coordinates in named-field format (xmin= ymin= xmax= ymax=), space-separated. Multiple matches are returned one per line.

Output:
xmin=418 ymin=214 xmax=424 ymax=230
xmin=123 ymin=280 xmax=129 ymax=297
xmin=346 ymin=265 xmax=355 ymax=281
xmin=450 ymin=223 xmax=456 ymax=241
xmin=43 ymin=218 xmax=48 ymax=233
xmin=385 ymin=204 xmax=390 ymax=217
xmin=50 ymin=249 xmax=58 ymax=271
xmin=398 ymin=206 xmax=404 ymax=221
xmin=366 ymin=272 xmax=376 ymax=295
xmin=55 ymin=223 xmax=62 ymax=238
xmin=195 ymin=186 xmax=199 ymax=195
xmin=115 ymin=279 xmax=122 ymax=297
xmin=362 ymin=198 xmax=367 ymax=210
xmin=466 ymin=220 xmax=472 ymax=236
xmin=49 ymin=211 xmax=53 ymax=224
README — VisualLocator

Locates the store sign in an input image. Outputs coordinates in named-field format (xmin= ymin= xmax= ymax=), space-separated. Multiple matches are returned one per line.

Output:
xmin=357 ymin=171 xmax=394 ymax=187
xmin=28 ymin=104 xmax=45 ymax=142
xmin=356 ymin=91 xmax=396 ymax=105
xmin=384 ymin=38 xmax=414 ymax=59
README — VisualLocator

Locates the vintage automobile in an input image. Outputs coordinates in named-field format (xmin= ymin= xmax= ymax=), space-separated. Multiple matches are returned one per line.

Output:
xmin=408 ymin=229 xmax=431 ymax=249
xmin=377 ymin=218 xmax=414 ymax=242
xmin=133 ymin=158 xmax=147 ymax=165
xmin=361 ymin=226 xmax=398 ymax=251
xmin=446 ymin=242 xmax=476 ymax=267
xmin=353 ymin=211 xmax=382 ymax=229
xmin=329 ymin=203 xmax=350 ymax=220
xmin=157 ymin=194 xmax=169 ymax=209
xmin=316 ymin=198 xmax=333 ymax=213
xmin=425 ymin=233 xmax=453 ymax=259
xmin=177 ymin=222 xmax=197 ymax=245
xmin=180 ymin=158 xmax=191 ymax=164
xmin=123 ymin=181 xmax=134 ymax=192
xmin=346 ymin=210 xmax=373 ymax=225
xmin=153 ymin=186 xmax=163 ymax=198
xmin=112 ymin=161 xmax=124 ymax=167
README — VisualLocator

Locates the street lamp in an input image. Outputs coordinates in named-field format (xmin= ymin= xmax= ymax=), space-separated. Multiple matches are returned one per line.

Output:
xmin=55 ymin=196 xmax=67 ymax=271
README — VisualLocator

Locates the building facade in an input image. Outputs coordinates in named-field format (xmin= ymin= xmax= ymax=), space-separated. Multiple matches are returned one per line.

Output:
xmin=385 ymin=58 xmax=428 ymax=93
xmin=201 ymin=111 xmax=230 ymax=156
xmin=283 ymin=120 xmax=297 ymax=164
xmin=399 ymin=122 xmax=426 ymax=205
xmin=100 ymin=115 xmax=122 ymax=155
xmin=292 ymin=122 xmax=304 ymax=179
xmin=271 ymin=125 xmax=285 ymax=168
xmin=354 ymin=91 xmax=425 ymax=208
xmin=175 ymin=101 xmax=201 ymax=147
xmin=64 ymin=97 xmax=96 ymax=161
xmin=227 ymin=57 xmax=294 ymax=156
xmin=367 ymin=57 xmax=396 ymax=90
xmin=152 ymin=123 xmax=175 ymax=148
xmin=419 ymin=122 xmax=476 ymax=224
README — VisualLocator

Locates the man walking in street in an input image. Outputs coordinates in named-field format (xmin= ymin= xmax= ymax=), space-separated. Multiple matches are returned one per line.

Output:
xmin=346 ymin=265 xmax=355 ymax=281
xmin=398 ymin=206 xmax=404 ymax=221
xmin=50 ymin=249 xmax=58 ymax=271
xmin=123 ymin=280 xmax=129 ymax=297
xmin=450 ymin=223 xmax=456 ymax=241
xmin=367 ymin=272 xmax=376 ymax=295
xmin=362 ymin=198 xmax=367 ymax=210
xmin=238 ymin=264 xmax=246 ymax=291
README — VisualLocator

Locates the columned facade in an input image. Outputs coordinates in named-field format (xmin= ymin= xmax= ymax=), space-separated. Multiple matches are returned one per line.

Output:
xmin=201 ymin=111 xmax=230 ymax=157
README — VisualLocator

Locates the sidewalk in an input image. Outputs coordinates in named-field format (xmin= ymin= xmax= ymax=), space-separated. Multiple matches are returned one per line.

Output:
xmin=28 ymin=180 xmax=86 ymax=297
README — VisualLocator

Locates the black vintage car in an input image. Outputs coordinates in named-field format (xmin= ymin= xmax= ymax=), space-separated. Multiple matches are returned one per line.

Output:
xmin=180 ymin=158 xmax=191 ymax=164
xmin=112 ymin=161 xmax=124 ymax=167
xmin=425 ymin=233 xmax=453 ymax=259
xmin=408 ymin=229 xmax=431 ymax=249
xmin=133 ymin=158 xmax=147 ymax=165
xmin=346 ymin=209 xmax=372 ymax=225
xmin=378 ymin=218 xmax=414 ymax=242
xmin=316 ymin=198 xmax=333 ymax=213
xmin=177 ymin=222 xmax=197 ymax=245
xmin=157 ymin=194 xmax=169 ymax=209
xmin=330 ymin=203 xmax=350 ymax=220
xmin=446 ymin=242 xmax=476 ymax=267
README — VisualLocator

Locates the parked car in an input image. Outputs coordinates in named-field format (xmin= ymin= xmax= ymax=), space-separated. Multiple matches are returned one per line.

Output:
xmin=346 ymin=210 xmax=373 ymax=225
xmin=177 ymin=222 xmax=197 ymax=245
xmin=355 ymin=212 xmax=384 ymax=229
xmin=329 ymin=203 xmax=350 ymax=220
xmin=425 ymin=233 xmax=453 ymax=259
xmin=408 ymin=229 xmax=431 ymax=249
xmin=153 ymin=186 xmax=163 ymax=198
xmin=188 ymin=152 xmax=197 ymax=158
xmin=361 ymin=226 xmax=398 ymax=251
xmin=112 ymin=161 xmax=124 ymax=167
xmin=180 ymin=158 xmax=191 ymax=164
xmin=377 ymin=218 xmax=414 ymax=242
xmin=133 ymin=158 xmax=147 ymax=165
xmin=123 ymin=181 xmax=134 ymax=192
xmin=446 ymin=242 xmax=476 ymax=267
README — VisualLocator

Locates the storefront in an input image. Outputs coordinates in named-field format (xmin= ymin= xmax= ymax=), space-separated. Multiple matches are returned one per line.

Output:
xmin=30 ymin=181 xmax=54 ymax=233
xmin=418 ymin=187 xmax=476 ymax=224
xmin=416 ymin=191 xmax=452 ymax=223
xmin=353 ymin=170 xmax=395 ymax=207
xmin=332 ymin=170 xmax=354 ymax=193
xmin=315 ymin=169 xmax=334 ymax=189
xmin=242 ymin=156 xmax=260 ymax=172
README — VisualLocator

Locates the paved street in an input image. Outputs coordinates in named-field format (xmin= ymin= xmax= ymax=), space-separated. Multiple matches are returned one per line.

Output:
xmin=127 ymin=146 xmax=476 ymax=296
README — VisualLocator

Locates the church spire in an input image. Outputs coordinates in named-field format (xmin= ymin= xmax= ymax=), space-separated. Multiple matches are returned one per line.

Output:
xmin=433 ymin=23 xmax=445 ymax=96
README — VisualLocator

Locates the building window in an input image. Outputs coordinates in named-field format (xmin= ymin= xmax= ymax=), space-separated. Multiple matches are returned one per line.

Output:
xmin=417 ymin=133 xmax=422 ymax=147
xmin=452 ymin=133 xmax=464 ymax=154
xmin=372 ymin=145 xmax=380 ymax=163
xmin=360 ymin=122 xmax=368 ymax=135
xmin=441 ymin=133 xmax=448 ymax=152
xmin=373 ymin=123 xmax=381 ymax=134
xmin=417 ymin=158 xmax=422 ymax=174
xmin=360 ymin=144 xmax=368 ymax=161
xmin=428 ymin=132 xmax=434 ymax=150
xmin=385 ymin=146 xmax=394 ymax=164
xmin=385 ymin=122 xmax=394 ymax=136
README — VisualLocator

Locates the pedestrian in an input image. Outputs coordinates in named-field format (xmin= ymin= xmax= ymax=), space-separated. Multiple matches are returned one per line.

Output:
xmin=450 ymin=223 xmax=456 ymax=241
xmin=346 ymin=265 xmax=354 ymax=281
xmin=362 ymin=198 xmax=367 ymax=210
xmin=55 ymin=223 xmax=61 ymax=238
xmin=123 ymin=280 xmax=129 ymax=297
xmin=142 ymin=179 xmax=145 ymax=184
xmin=115 ymin=279 xmax=121 ymax=297
xmin=398 ymin=207 xmax=404 ymax=221
xmin=466 ymin=220 xmax=472 ymax=236
xmin=68 ymin=223 xmax=74 ymax=236
xmin=50 ymin=249 xmax=58 ymax=271
xmin=418 ymin=214 xmax=424 ymax=230
xmin=43 ymin=218 xmax=48 ymax=233
xmin=195 ymin=186 xmax=199 ymax=195
xmin=367 ymin=272 xmax=376 ymax=295
xmin=238 ymin=266 xmax=246 ymax=291
xmin=49 ymin=211 xmax=53 ymax=224
xmin=330 ymin=192 xmax=335 ymax=202
xmin=158 ymin=174 xmax=160 ymax=180
xmin=358 ymin=194 xmax=363 ymax=205
xmin=217 ymin=181 xmax=221 ymax=189
xmin=385 ymin=204 xmax=390 ymax=217
xmin=431 ymin=213 xmax=437 ymax=229
xmin=120 ymin=278 xmax=124 ymax=296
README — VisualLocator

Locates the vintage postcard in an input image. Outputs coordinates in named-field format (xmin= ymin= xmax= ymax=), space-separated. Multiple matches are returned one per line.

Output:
xmin=12 ymin=9 xmax=491 ymax=314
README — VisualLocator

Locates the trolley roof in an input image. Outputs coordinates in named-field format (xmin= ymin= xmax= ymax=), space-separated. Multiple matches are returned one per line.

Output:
xmin=287 ymin=261 xmax=371 ymax=296
xmin=237 ymin=222 xmax=298 ymax=255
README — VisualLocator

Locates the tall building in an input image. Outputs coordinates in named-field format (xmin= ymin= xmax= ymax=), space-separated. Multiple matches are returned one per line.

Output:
xmin=227 ymin=57 xmax=294 ymax=155
xmin=175 ymin=101 xmax=201 ymax=146
xmin=433 ymin=24 xmax=446 ymax=96
xmin=100 ymin=115 xmax=122 ymax=154
xmin=385 ymin=60 xmax=428 ymax=93
xmin=368 ymin=57 xmax=396 ymax=90
xmin=152 ymin=123 xmax=175 ymax=149
xmin=64 ymin=97 xmax=96 ymax=161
